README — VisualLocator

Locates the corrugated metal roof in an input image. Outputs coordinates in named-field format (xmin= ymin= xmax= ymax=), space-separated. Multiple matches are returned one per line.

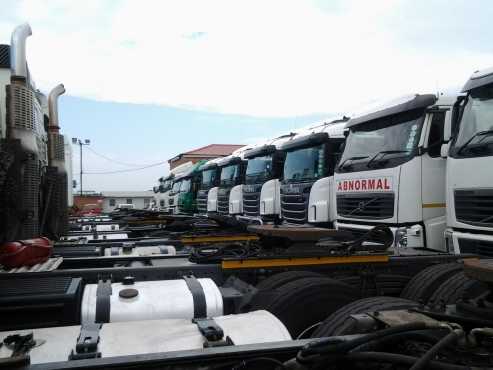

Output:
xmin=181 ymin=144 xmax=243 ymax=156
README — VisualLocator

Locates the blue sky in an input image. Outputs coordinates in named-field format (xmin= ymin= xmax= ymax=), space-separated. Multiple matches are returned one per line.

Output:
xmin=60 ymin=96 xmax=326 ymax=190
xmin=1 ymin=0 xmax=493 ymax=190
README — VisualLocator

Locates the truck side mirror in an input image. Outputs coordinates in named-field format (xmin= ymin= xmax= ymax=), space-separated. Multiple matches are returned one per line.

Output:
xmin=440 ymin=142 xmax=450 ymax=158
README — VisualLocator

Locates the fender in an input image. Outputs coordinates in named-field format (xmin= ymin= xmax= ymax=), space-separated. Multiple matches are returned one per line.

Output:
xmin=260 ymin=179 xmax=280 ymax=216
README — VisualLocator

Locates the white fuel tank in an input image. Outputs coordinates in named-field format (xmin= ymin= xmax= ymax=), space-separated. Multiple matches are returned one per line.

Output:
xmin=81 ymin=278 xmax=223 ymax=323
xmin=103 ymin=245 xmax=176 ymax=256
xmin=0 ymin=311 xmax=291 ymax=364
xmin=82 ymin=224 xmax=120 ymax=232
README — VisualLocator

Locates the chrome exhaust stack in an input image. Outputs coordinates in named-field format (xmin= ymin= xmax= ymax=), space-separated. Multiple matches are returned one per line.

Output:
xmin=10 ymin=23 xmax=32 ymax=81
xmin=48 ymin=84 xmax=65 ymax=132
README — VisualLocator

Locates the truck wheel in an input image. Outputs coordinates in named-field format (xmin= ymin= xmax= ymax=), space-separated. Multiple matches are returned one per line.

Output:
xmin=338 ymin=274 xmax=411 ymax=297
xmin=248 ymin=277 xmax=360 ymax=338
xmin=428 ymin=271 xmax=488 ymax=307
xmin=256 ymin=271 xmax=325 ymax=290
xmin=312 ymin=296 xmax=418 ymax=337
xmin=400 ymin=263 xmax=462 ymax=303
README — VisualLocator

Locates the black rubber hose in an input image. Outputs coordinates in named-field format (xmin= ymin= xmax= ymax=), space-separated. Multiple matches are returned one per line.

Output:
xmin=345 ymin=351 xmax=472 ymax=370
xmin=351 ymin=330 xmax=444 ymax=352
xmin=298 ymin=322 xmax=427 ymax=362
xmin=410 ymin=329 xmax=463 ymax=370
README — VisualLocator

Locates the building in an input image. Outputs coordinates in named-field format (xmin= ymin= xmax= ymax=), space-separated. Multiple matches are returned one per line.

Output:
xmin=168 ymin=144 xmax=243 ymax=170
xmin=101 ymin=191 xmax=154 ymax=212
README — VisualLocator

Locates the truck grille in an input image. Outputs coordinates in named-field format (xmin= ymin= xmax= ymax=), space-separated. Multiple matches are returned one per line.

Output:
xmin=243 ymin=184 xmax=262 ymax=217
xmin=217 ymin=187 xmax=231 ymax=215
xmin=280 ymin=183 xmax=312 ymax=224
xmin=197 ymin=189 xmax=209 ymax=213
xmin=337 ymin=193 xmax=394 ymax=219
xmin=455 ymin=189 xmax=493 ymax=227
xmin=458 ymin=238 xmax=493 ymax=257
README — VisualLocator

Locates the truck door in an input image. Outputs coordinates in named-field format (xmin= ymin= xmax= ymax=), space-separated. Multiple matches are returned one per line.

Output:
xmin=421 ymin=109 xmax=448 ymax=250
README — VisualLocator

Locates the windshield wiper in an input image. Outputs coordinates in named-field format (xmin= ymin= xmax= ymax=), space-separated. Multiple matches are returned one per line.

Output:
xmin=457 ymin=129 xmax=493 ymax=155
xmin=338 ymin=156 xmax=369 ymax=170
xmin=367 ymin=150 xmax=410 ymax=168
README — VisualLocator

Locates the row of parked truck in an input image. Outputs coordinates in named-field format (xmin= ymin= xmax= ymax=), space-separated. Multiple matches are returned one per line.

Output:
xmin=154 ymin=82 xmax=493 ymax=256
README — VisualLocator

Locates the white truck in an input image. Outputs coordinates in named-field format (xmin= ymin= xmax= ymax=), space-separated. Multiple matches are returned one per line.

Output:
xmin=240 ymin=134 xmax=297 ymax=223
xmin=207 ymin=146 xmax=251 ymax=215
xmin=444 ymin=67 xmax=493 ymax=256
xmin=277 ymin=118 xmax=348 ymax=225
xmin=154 ymin=161 xmax=193 ymax=213
xmin=334 ymin=94 xmax=455 ymax=250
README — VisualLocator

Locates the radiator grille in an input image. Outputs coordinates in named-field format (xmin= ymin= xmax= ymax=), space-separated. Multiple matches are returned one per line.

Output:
xmin=455 ymin=189 xmax=493 ymax=227
xmin=243 ymin=184 xmax=262 ymax=217
xmin=217 ymin=187 xmax=231 ymax=215
xmin=337 ymin=193 xmax=394 ymax=219
xmin=197 ymin=189 xmax=209 ymax=213
xmin=280 ymin=183 xmax=312 ymax=224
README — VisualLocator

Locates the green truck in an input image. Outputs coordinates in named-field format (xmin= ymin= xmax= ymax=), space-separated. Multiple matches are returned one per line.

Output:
xmin=177 ymin=160 xmax=207 ymax=214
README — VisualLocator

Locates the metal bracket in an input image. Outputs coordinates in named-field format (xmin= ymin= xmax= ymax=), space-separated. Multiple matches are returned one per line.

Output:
xmin=69 ymin=322 xmax=102 ymax=360
xmin=192 ymin=318 xmax=234 ymax=348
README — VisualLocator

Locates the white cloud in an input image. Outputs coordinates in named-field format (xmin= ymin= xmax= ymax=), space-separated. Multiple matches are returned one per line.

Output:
xmin=1 ymin=0 xmax=492 ymax=117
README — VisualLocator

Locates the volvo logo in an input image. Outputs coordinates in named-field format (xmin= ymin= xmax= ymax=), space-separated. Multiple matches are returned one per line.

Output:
xmin=349 ymin=197 xmax=379 ymax=215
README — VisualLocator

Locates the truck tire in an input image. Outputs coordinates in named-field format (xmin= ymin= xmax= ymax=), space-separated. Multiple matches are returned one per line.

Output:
xmin=400 ymin=263 xmax=462 ymax=303
xmin=428 ymin=271 xmax=488 ymax=306
xmin=339 ymin=274 xmax=411 ymax=297
xmin=312 ymin=296 xmax=418 ymax=338
xmin=248 ymin=277 xmax=360 ymax=338
xmin=256 ymin=271 xmax=325 ymax=290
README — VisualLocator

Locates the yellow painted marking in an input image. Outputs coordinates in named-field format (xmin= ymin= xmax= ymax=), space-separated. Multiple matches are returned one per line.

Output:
xmin=181 ymin=234 xmax=259 ymax=244
xmin=422 ymin=203 xmax=446 ymax=208
xmin=222 ymin=254 xmax=389 ymax=269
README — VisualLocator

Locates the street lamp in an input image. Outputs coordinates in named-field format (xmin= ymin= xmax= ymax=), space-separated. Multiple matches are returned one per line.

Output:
xmin=72 ymin=138 xmax=90 ymax=196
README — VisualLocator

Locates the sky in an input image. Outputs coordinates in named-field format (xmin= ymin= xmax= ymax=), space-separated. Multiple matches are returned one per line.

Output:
xmin=1 ymin=0 xmax=493 ymax=191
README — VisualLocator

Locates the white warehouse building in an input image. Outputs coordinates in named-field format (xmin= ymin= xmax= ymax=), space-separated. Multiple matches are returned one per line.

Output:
xmin=101 ymin=191 xmax=154 ymax=212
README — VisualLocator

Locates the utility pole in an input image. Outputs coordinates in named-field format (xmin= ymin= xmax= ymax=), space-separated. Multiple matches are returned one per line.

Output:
xmin=72 ymin=138 xmax=90 ymax=196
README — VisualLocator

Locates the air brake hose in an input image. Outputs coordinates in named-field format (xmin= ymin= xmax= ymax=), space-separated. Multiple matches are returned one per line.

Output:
xmin=317 ymin=224 xmax=394 ymax=253
xmin=297 ymin=322 xmax=427 ymax=363
xmin=410 ymin=328 xmax=464 ymax=370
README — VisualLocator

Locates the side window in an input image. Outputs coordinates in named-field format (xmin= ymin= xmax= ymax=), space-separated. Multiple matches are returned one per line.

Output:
xmin=126 ymin=198 xmax=133 ymax=204
xmin=427 ymin=112 xmax=446 ymax=158
xmin=109 ymin=199 xmax=115 ymax=206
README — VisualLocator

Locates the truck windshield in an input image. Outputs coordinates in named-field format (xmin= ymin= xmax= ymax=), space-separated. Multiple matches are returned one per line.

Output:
xmin=171 ymin=181 xmax=181 ymax=194
xmin=245 ymin=155 xmax=273 ymax=184
xmin=283 ymin=145 xmax=325 ymax=183
xmin=220 ymin=164 xmax=240 ymax=186
xmin=451 ymin=85 xmax=493 ymax=157
xmin=163 ymin=180 xmax=173 ymax=191
xmin=201 ymin=169 xmax=217 ymax=188
xmin=337 ymin=112 xmax=423 ymax=173
xmin=180 ymin=178 xmax=191 ymax=192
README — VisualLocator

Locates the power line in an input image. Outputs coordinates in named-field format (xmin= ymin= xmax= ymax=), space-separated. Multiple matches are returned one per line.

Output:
xmin=85 ymin=146 xmax=159 ymax=168
xmin=84 ymin=161 xmax=167 ymax=175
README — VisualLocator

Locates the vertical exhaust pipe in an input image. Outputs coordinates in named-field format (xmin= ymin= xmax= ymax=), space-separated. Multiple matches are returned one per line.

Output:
xmin=10 ymin=23 xmax=32 ymax=81
xmin=48 ymin=84 xmax=65 ymax=132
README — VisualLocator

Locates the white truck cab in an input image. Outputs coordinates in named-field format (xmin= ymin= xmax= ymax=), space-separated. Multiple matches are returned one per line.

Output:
xmin=207 ymin=146 xmax=251 ymax=215
xmin=240 ymin=134 xmax=296 ymax=223
xmin=444 ymin=68 xmax=493 ymax=256
xmin=334 ymin=94 xmax=455 ymax=251
xmin=278 ymin=118 xmax=348 ymax=225
xmin=155 ymin=161 xmax=193 ymax=214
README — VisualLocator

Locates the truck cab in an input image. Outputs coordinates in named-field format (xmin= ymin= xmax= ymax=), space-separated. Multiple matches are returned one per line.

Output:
xmin=335 ymin=94 xmax=454 ymax=251
xmin=278 ymin=119 xmax=347 ymax=225
xmin=154 ymin=175 xmax=173 ymax=211
xmin=241 ymin=135 xmax=295 ymax=223
xmin=444 ymin=68 xmax=493 ymax=256
xmin=196 ymin=158 xmax=222 ymax=214
xmin=0 ymin=23 xmax=68 ymax=241
xmin=168 ymin=176 xmax=183 ymax=214
xmin=177 ymin=160 xmax=206 ymax=214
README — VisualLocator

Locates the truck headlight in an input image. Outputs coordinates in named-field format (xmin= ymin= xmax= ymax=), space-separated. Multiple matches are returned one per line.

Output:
xmin=395 ymin=225 xmax=423 ymax=249
xmin=395 ymin=227 xmax=407 ymax=248
xmin=444 ymin=229 xmax=453 ymax=253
